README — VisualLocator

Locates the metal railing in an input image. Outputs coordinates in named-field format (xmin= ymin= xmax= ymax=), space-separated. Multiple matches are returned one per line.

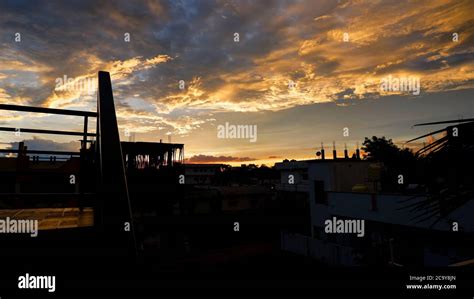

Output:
xmin=0 ymin=71 xmax=137 ymax=255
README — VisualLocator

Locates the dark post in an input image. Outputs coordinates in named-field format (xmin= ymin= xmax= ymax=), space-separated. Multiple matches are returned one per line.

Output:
xmin=82 ymin=116 xmax=88 ymax=150
xmin=79 ymin=116 xmax=88 ymax=212
xmin=96 ymin=71 xmax=137 ymax=257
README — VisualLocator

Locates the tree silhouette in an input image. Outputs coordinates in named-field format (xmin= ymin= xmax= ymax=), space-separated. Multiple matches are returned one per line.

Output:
xmin=362 ymin=136 xmax=417 ymax=192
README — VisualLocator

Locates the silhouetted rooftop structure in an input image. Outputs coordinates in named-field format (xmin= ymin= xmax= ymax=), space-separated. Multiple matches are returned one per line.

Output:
xmin=121 ymin=141 xmax=184 ymax=169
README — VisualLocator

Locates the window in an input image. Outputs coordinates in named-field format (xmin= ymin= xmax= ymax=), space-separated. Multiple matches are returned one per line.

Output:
xmin=314 ymin=180 xmax=326 ymax=204
xmin=313 ymin=226 xmax=323 ymax=240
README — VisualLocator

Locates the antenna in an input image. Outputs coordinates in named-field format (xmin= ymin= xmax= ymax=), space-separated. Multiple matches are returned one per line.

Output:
xmin=321 ymin=142 xmax=325 ymax=160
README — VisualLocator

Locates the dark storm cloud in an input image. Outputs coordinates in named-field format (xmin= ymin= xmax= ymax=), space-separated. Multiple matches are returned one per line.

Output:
xmin=7 ymin=137 xmax=79 ymax=152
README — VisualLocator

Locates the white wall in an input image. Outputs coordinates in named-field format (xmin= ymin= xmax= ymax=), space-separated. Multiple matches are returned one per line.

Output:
xmin=310 ymin=192 xmax=474 ymax=232
xmin=281 ymin=232 xmax=356 ymax=265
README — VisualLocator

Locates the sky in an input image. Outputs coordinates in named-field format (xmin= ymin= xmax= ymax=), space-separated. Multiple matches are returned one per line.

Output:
xmin=0 ymin=0 xmax=473 ymax=166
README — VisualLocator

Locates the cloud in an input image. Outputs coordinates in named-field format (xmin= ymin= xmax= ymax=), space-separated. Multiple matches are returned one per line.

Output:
xmin=42 ymin=54 xmax=173 ymax=109
xmin=0 ymin=0 xmax=473 ymax=138
xmin=268 ymin=155 xmax=282 ymax=159
xmin=185 ymin=154 xmax=256 ymax=163
xmin=1 ymin=137 xmax=80 ymax=157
